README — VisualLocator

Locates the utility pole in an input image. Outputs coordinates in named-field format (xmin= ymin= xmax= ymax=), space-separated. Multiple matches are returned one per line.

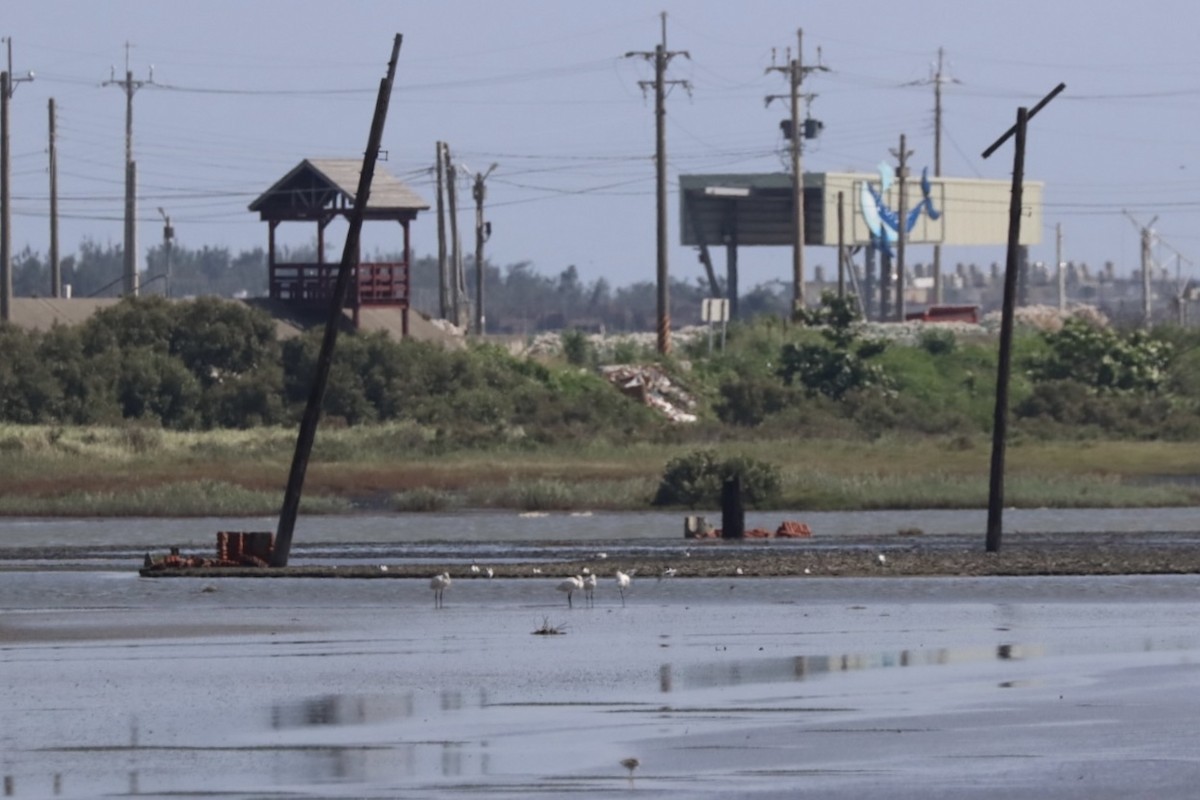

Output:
xmin=1123 ymin=210 xmax=1158 ymax=329
xmin=435 ymin=141 xmax=448 ymax=320
xmin=836 ymin=190 xmax=846 ymax=298
xmin=2 ymin=72 xmax=11 ymax=322
xmin=103 ymin=44 xmax=154 ymax=298
xmin=1 ymin=38 xmax=34 ymax=322
xmin=472 ymin=163 xmax=497 ymax=335
xmin=1056 ymin=223 xmax=1064 ymax=312
xmin=891 ymin=134 xmax=913 ymax=320
xmin=157 ymin=207 xmax=173 ymax=297
xmin=1141 ymin=219 xmax=1155 ymax=329
xmin=273 ymin=34 xmax=404 ymax=568
xmin=982 ymin=82 xmax=1066 ymax=554
xmin=626 ymin=12 xmax=689 ymax=355
xmin=49 ymin=97 xmax=60 ymax=298
xmin=907 ymin=48 xmax=959 ymax=305
xmin=767 ymin=29 xmax=827 ymax=316
xmin=444 ymin=144 xmax=462 ymax=327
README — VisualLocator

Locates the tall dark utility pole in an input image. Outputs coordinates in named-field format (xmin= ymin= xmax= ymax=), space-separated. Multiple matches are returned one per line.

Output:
xmin=472 ymin=163 xmax=497 ymax=335
xmin=444 ymin=144 xmax=464 ymax=327
xmin=1 ymin=72 xmax=11 ymax=322
xmin=767 ymin=29 xmax=827 ymax=316
xmin=982 ymin=82 xmax=1065 ymax=554
xmin=48 ymin=98 xmax=60 ymax=297
xmin=272 ymin=34 xmax=404 ymax=568
xmin=103 ymin=44 xmax=153 ymax=298
xmin=435 ymin=141 xmax=449 ymax=320
xmin=1 ymin=38 xmax=34 ymax=322
xmin=626 ymin=12 xmax=689 ymax=355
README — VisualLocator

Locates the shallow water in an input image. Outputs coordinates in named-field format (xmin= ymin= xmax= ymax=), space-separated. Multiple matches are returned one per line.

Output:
xmin=3 ymin=570 xmax=1200 ymax=798
xmin=4 ymin=505 xmax=1200 ymax=551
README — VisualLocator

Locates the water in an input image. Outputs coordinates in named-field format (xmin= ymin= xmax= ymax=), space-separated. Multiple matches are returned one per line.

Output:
xmin=5 ymin=509 xmax=1200 ymax=797
xmin=4 ymin=571 xmax=1200 ymax=798
xmin=3 ymin=505 xmax=1200 ymax=551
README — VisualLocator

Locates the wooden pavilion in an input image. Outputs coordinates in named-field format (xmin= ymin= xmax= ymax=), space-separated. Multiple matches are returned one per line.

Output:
xmin=248 ymin=158 xmax=428 ymax=330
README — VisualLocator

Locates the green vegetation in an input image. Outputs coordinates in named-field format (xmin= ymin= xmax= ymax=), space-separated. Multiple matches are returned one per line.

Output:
xmin=4 ymin=294 xmax=1200 ymax=516
xmin=653 ymin=449 xmax=782 ymax=508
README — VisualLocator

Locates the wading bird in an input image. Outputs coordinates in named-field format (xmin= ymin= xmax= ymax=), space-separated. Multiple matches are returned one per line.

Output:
xmin=583 ymin=572 xmax=597 ymax=606
xmin=430 ymin=572 xmax=451 ymax=608
xmin=615 ymin=570 xmax=632 ymax=606
xmin=557 ymin=575 xmax=584 ymax=608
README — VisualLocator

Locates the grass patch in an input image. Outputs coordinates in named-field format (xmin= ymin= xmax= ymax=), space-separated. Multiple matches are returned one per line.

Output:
xmin=390 ymin=487 xmax=459 ymax=513
xmin=464 ymin=477 xmax=655 ymax=511
xmin=0 ymin=479 xmax=349 ymax=517
xmin=3 ymin=425 xmax=1200 ymax=515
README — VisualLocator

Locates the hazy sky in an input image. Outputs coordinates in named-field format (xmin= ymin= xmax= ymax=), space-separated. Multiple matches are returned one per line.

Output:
xmin=5 ymin=1 xmax=1199 ymax=291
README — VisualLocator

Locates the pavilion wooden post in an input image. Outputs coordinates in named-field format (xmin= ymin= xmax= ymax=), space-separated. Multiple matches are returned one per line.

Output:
xmin=272 ymin=35 xmax=403 ymax=567
xmin=982 ymin=83 xmax=1064 ymax=554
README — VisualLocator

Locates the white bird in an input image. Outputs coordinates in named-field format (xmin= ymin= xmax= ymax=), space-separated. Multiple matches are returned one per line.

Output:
xmin=470 ymin=561 xmax=481 ymax=577
xmin=595 ymin=552 xmax=608 ymax=560
xmin=557 ymin=575 xmax=584 ymax=608
xmin=615 ymin=570 xmax=632 ymax=606
xmin=485 ymin=566 xmax=495 ymax=579
xmin=430 ymin=572 xmax=451 ymax=608
xmin=532 ymin=567 xmax=542 ymax=575
xmin=877 ymin=553 xmax=887 ymax=566
xmin=659 ymin=566 xmax=677 ymax=581
xmin=583 ymin=572 xmax=598 ymax=606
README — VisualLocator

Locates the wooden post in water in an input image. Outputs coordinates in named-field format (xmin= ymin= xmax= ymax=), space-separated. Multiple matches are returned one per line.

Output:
xmin=721 ymin=474 xmax=744 ymax=539
xmin=272 ymin=35 xmax=404 ymax=567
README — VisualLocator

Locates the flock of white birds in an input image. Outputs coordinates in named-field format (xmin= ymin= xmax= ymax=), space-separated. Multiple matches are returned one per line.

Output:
xmin=427 ymin=552 xmax=892 ymax=608
xmin=427 ymin=561 xmax=659 ymax=609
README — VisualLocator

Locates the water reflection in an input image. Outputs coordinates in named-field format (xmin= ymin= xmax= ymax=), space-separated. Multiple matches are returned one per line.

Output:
xmin=270 ymin=693 xmax=416 ymax=729
xmin=261 ymin=689 xmax=494 ymax=783
xmin=662 ymin=642 xmax=1042 ymax=692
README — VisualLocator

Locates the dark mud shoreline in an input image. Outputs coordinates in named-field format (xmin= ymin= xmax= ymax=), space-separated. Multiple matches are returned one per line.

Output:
xmin=112 ymin=529 xmax=1200 ymax=579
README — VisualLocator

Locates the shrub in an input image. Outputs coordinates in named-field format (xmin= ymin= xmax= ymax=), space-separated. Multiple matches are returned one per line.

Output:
xmin=653 ymin=448 xmax=781 ymax=508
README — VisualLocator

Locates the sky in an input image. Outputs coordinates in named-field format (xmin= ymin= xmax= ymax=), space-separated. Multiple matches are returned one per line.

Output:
xmin=4 ymin=0 xmax=1200 ymax=293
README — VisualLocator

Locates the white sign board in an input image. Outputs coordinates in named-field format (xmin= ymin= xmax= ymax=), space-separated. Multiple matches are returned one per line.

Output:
xmin=701 ymin=298 xmax=730 ymax=323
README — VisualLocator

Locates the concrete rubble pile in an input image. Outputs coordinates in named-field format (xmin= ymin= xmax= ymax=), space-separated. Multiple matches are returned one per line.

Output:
xmin=601 ymin=364 xmax=697 ymax=423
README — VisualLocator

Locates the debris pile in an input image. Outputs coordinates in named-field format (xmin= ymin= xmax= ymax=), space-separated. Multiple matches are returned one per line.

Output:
xmin=775 ymin=520 xmax=813 ymax=538
xmin=686 ymin=519 xmax=813 ymax=539
xmin=142 ymin=531 xmax=275 ymax=571
xmin=601 ymin=364 xmax=697 ymax=423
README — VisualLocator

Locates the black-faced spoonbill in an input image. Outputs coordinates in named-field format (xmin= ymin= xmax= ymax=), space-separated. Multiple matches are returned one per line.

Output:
xmin=557 ymin=575 xmax=584 ymax=608
xmin=615 ymin=570 xmax=632 ymax=606
xmin=583 ymin=572 xmax=597 ymax=606
xmin=430 ymin=572 xmax=451 ymax=608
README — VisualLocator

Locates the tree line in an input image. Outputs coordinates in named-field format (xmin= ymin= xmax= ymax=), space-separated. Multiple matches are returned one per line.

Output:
xmin=0 ymin=295 xmax=659 ymax=444
xmin=8 ymin=241 xmax=793 ymax=333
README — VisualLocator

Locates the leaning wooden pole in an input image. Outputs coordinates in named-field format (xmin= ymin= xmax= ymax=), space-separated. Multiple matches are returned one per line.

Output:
xmin=984 ymin=106 xmax=1027 ymax=555
xmin=982 ymin=82 xmax=1064 ymax=554
xmin=272 ymin=34 xmax=403 ymax=567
